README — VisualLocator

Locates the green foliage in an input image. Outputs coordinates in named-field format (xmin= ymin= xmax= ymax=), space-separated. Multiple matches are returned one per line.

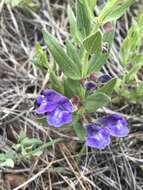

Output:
xmin=33 ymin=42 xmax=49 ymax=70
xmin=120 ymin=20 xmax=140 ymax=66
xmin=67 ymin=4 xmax=79 ymax=42
xmin=88 ymin=23 xmax=115 ymax=73
xmin=84 ymin=92 xmax=111 ymax=113
xmin=76 ymin=0 xmax=91 ymax=40
xmin=0 ymin=152 xmax=15 ymax=168
xmin=0 ymin=132 xmax=61 ymax=168
xmin=66 ymin=40 xmax=82 ymax=70
xmin=125 ymin=62 xmax=143 ymax=82
xmin=5 ymin=0 xmax=23 ymax=7
xmin=116 ymin=14 xmax=143 ymax=103
xmin=98 ymin=0 xmax=135 ymax=23
xmin=14 ymin=132 xmax=43 ymax=158
xmin=50 ymin=71 xmax=63 ymax=93
xmin=33 ymin=0 xmax=135 ymax=142
xmin=99 ymin=78 xmax=117 ymax=96
xmin=5 ymin=0 xmax=37 ymax=8
xmin=64 ymin=77 xmax=81 ymax=98
xmin=43 ymin=31 xmax=81 ymax=80
xmin=87 ymin=0 xmax=97 ymax=11
xmin=73 ymin=121 xmax=86 ymax=141
xmin=83 ymin=31 xmax=102 ymax=54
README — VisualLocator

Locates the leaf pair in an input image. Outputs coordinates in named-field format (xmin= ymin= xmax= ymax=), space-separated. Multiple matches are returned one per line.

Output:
xmin=87 ymin=23 xmax=116 ymax=73
xmin=68 ymin=0 xmax=97 ymax=42
xmin=84 ymin=78 xmax=117 ymax=113
xmin=43 ymin=31 xmax=81 ymax=80
xmin=99 ymin=0 xmax=135 ymax=23
xmin=117 ymin=14 xmax=143 ymax=103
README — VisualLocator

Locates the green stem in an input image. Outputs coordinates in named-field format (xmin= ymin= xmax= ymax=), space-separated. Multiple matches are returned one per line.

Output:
xmin=82 ymin=50 xmax=89 ymax=77
xmin=80 ymin=51 xmax=89 ymax=100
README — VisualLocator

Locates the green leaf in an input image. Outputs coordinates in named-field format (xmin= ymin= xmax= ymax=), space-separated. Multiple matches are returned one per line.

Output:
xmin=87 ymin=0 xmax=97 ymax=11
xmin=64 ymin=77 xmax=81 ymax=98
xmin=50 ymin=71 xmax=63 ymax=93
xmin=37 ymin=117 xmax=47 ymax=126
xmin=0 ymin=159 xmax=15 ymax=168
xmin=98 ymin=78 xmax=117 ymax=96
xmin=31 ymin=150 xmax=43 ymax=156
xmin=129 ymin=82 xmax=143 ymax=102
xmin=76 ymin=0 xmax=91 ymax=39
xmin=119 ymin=20 xmax=140 ymax=66
xmin=135 ymin=82 xmax=143 ymax=100
xmin=88 ymin=22 xmax=115 ymax=73
xmin=114 ymin=78 xmax=122 ymax=93
xmin=139 ymin=14 xmax=143 ymax=36
xmin=131 ymin=54 xmax=143 ymax=64
xmin=5 ymin=0 xmax=23 ymax=6
xmin=0 ymin=154 xmax=7 ymax=161
xmin=99 ymin=0 xmax=135 ymax=23
xmin=43 ymin=31 xmax=81 ymax=79
xmin=125 ymin=62 xmax=143 ymax=82
xmin=33 ymin=42 xmax=48 ymax=70
xmin=83 ymin=31 xmax=102 ymax=54
xmin=84 ymin=92 xmax=111 ymax=113
xmin=17 ymin=131 xmax=27 ymax=142
xmin=103 ymin=24 xmax=115 ymax=48
xmin=5 ymin=0 xmax=33 ymax=7
xmin=119 ymin=37 xmax=130 ymax=66
xmin=66 ymin=40 xmax=81 ymax=70
xmin=21 ymin=138 xmax=42 ymax=147
xmin=67 ymin=4 xmax=79 ymax=41
xmin=31 ymin=139 xmax=62 ymax=155
xmin=21 ymin=145 xmax=28 ymax=156
xmin=88 ymin=53 xmax=107 ymax=73
xmin=73 ymin=122 xmax=86 ymax=142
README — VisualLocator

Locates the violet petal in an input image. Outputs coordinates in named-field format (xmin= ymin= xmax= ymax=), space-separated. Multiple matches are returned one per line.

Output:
xmin=47 ymin=107 xmax=72 ymax=128
xmin=42 ymin=89 xmax=61 ymax=102
xmin=36 ymin=95 xmax=45 ymax=105
xmin=58 ymin=97 xmax=73 ymax=112
xmin=86 ymin=124 xmax=110 ymax=149
xmin=99 ymin=114 xmax=129 ymax=137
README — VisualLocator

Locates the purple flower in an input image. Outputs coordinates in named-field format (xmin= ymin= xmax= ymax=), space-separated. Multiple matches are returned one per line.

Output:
xmin=86 ymin=124 xmax=110 ymax=149
xmin=99 ymin=114 xmax=129 ymax=137
xmin=36 ymin=89 xmax=62 ymax=114
xmin=36 ymin=89 xmax=73 ymax=127
xmin=98 ymin=74 xmax=111 ymax=83
xmin=86 ymin=114 xmax=129 ymax=149
xmin=48 ymin=107 xmax=72 ymax=128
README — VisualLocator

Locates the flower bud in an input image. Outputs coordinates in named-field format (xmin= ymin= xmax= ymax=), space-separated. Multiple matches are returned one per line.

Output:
xmin=103 ymin=22 xmax=113 ymax=32
xmin=80 ymin=77 xmax=87 ymax=86
xmin=98 ymin=74 xmax=111 ymax=83
xmin=102 ymin=42 xmax=109 ymax=54
xmin=71 ymin=96 xmax=80 ymax=105
xmin=84 ymin=81 xmax=97 ymax=91
xmin=89 ymin=72 xmax=97 ymax=81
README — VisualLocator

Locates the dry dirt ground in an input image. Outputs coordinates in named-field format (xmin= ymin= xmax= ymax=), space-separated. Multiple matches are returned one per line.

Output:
xmin=0 ymin=0 xmax=143 ymax=190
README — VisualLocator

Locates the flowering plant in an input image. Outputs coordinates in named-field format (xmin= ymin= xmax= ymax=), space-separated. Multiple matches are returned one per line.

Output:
xmin=115 ymin=13 xmax=143 ymax=103
xmin=33 ymin=0 xmax=134 ymax=149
